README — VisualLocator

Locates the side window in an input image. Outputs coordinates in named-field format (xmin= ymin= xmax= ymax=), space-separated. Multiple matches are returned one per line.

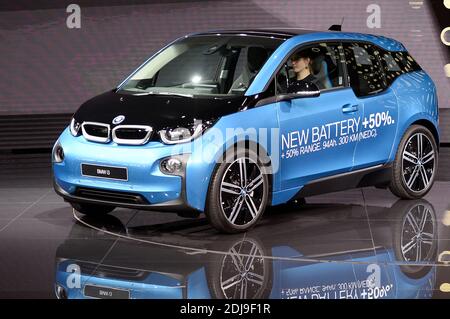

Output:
xmin=343 ymin=42 xmax=387 ymax=97
xmin=380 ymin=50 xmax=422 ymax=86
xmin=276 ymin=42 xmax=345 ymax=94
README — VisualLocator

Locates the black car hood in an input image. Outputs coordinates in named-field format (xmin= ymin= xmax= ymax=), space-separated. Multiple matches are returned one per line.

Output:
xmin=73 ymin=90 xmax=247 ymax=130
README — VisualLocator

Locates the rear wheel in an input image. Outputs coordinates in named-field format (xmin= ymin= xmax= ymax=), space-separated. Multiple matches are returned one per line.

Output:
xmin=206 ymin=148 xmax=269 ymax=233
xmin=390 ymin=125 xmax=438 ymax=199
xmin=70 ymin=202 xmax=115 ymax=215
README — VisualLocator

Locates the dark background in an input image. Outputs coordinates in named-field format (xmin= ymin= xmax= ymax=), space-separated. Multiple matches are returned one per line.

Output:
xmin=0 ymin=0 xmax=448 ymax=115
xmin=0 ymin=0 xmax=448 ymax=150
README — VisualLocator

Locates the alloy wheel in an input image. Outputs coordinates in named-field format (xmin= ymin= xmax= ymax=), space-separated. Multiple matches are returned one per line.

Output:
xmin=219 ymin=157 xmax=265 ymax=226
xmin=219 ymin=239 xmax=266 ymax=299
xmin=401 ymin=133 xmax=435 ymax=193
xmin=400 ymin=203 xmax=435 ymax=262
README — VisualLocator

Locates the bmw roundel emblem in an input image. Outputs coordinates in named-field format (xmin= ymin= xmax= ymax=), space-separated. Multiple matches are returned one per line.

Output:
xmin=112 ymin=115 xmax=125 ymax=125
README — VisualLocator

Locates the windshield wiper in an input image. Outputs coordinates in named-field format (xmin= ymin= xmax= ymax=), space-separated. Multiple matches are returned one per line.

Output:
xmin=143 ymin=91 xmax=194 ymax=98
xmin=118 ymin=88 xmax=194 ymax=98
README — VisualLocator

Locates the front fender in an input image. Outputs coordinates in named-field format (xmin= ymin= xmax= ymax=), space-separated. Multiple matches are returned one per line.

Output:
xmin=185 ymin=104 xmax=279 ymax=211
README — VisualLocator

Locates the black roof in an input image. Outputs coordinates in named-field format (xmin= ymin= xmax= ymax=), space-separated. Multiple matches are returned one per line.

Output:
xmin=193 ymin=28 xmax=316 ymax=40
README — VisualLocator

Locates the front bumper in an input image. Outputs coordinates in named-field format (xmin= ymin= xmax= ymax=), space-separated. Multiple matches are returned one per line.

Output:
xmin=53 ymin=128 xmax=202 ymax=214
xmin=53 ymin=178 xmax=199 ymax=213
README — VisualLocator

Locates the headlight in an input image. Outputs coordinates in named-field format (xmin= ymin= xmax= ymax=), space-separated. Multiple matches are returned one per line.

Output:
xmin=159 ymin=121 xmax=211 ymax=144
xmin=70 ymin=118 xmax=81 ymax=137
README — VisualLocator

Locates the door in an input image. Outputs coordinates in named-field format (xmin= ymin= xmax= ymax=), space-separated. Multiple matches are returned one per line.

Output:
xmin=276 ymin=42 xmax=363 ymax=190
xmin=342 ymin=42 xmax=399 ymax=170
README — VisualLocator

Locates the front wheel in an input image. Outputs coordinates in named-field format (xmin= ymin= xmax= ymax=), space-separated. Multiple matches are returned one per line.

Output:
xmin=206 ymin=149 xmax=269 ymax=233
xmin=70 ymin=202 xmax=116 ymax=216
xmin=390 ymin=125 xmax=438 ymax=199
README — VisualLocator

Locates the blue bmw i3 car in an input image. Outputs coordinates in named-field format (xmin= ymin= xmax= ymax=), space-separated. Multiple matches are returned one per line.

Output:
xmin=53 ymin=27 xmax=439 ymax=233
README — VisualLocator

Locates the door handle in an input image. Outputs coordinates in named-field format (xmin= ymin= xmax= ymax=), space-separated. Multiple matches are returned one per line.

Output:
xmin=342 ymin=104 xmax=358 ymax=113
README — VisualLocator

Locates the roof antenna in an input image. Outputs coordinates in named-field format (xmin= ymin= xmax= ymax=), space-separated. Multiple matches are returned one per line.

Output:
xmin=328 ymin=17 xmax=344 ymax=31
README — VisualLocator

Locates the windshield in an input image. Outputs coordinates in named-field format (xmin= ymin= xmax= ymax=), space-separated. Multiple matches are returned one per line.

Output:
xmin=118 ymin=35 xmax=283 ymax=96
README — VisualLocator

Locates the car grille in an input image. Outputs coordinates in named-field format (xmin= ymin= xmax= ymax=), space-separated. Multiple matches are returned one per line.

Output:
xmin=112 ymin=125 xmax=153 ymax=145
xmin=80 ymin=122 xmax=152 ymax=145
xmin=81 ymin=122 xmax=110 ymax=143
xmin=75 ymin=187 xmax=149 ymax=205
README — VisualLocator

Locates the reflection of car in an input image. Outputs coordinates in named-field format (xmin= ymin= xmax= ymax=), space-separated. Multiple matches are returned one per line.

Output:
xmin=53 ymin=27 xmax=439 ymax=232
xmin=54 ymin=200 xmax=438 ymax=299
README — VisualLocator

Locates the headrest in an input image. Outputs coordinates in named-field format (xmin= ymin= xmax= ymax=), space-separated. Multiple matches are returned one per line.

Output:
xmin=247 ymin=47 xmax=268 ymax=73
xmin=311 ymin=54 xmax=325 ymax=74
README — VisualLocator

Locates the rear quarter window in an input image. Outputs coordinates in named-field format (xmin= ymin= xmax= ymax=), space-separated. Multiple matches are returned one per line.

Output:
xmin=343 ymin=42 xmax=387 ymax=97
xmin=379 ymin=50 xmax=422 ymax=86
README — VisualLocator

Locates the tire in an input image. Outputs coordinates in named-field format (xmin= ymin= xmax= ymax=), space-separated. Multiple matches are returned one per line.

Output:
xmin=205 ymin=148 xmax=270 ymax=233
xmin=70 ymin=202 xmax=115 ymax=215
xmin=389 ymin=125 xmax=438 ymax=199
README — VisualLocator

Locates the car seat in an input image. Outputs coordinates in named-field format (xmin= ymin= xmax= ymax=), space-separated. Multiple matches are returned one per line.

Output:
xmin=311 ymin=54 xmax=333 ymax=89
xmin=228 ymin=47 xmax=268 ymax=93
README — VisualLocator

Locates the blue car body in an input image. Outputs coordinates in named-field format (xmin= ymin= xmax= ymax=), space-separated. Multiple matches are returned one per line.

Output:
xmin=53 ymin=28 xmax=439 ymax=219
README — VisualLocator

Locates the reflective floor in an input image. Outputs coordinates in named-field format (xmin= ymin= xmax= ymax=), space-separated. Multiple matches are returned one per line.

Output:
xmin=0 ymin=153 xmax=450 ymax=299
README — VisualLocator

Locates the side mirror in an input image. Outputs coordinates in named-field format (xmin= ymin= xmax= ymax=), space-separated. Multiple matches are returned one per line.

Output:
xmin=277 ymin=81 xmax=320 ymax=102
